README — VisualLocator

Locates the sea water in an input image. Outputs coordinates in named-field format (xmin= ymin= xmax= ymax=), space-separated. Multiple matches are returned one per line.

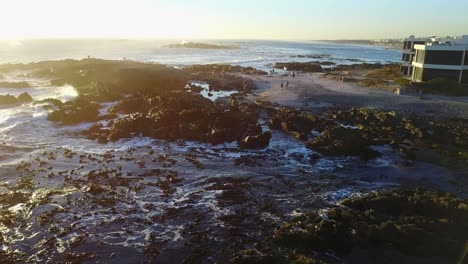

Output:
xmin=0 ymin=39 xmax=401 ymax=70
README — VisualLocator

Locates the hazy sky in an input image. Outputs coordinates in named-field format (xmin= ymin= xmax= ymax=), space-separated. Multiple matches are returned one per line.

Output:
xmin=1 ymin=0 xmax=467 ymax=40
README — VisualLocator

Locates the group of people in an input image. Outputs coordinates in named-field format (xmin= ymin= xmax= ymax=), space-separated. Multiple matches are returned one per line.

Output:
xmin=269 ymin=68 xmax=300 ymax=89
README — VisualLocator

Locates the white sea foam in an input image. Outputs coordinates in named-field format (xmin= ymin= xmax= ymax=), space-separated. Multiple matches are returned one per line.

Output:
xmin=56 ymin=85 xmax=79 ymax=101
xmin=187 ymin=81 xmax=238 ymax=101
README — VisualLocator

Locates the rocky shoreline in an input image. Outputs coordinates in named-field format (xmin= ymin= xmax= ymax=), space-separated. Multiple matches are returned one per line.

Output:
xmin=0 ymin=59 xmax=467 ymax=263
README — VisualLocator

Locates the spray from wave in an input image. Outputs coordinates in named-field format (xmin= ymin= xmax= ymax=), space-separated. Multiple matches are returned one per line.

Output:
xmin=56 ymin=85 xmax=79 ymax=102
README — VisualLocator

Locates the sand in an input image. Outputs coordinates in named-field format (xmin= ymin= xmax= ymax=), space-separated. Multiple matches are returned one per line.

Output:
xmin=245 ymin=73 xmax=468 ymax=119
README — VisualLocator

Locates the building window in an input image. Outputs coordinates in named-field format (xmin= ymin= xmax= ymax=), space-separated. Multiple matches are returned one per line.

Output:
xmin=425 ymin=51 xmax=463 ymax=65
xmin=464 ymin=52 xmax=468 ymax=66
xmin=401 ymin=66 xmax=409 ymax=75
xmin=422 ymin=68 xmax=460 ymax=82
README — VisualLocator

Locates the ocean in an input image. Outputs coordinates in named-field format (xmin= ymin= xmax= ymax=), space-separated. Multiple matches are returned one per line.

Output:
xmin=0 ymin=39 xmax=401 ymax=69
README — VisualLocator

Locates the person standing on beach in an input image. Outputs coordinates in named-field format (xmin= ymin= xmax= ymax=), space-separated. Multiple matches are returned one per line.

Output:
xmin=292 ymin=72 xmax=296 ymax=78
xmin=286 ymin=81 xmax=289 ymax=88
xmin=280 ymin=82 xmax=283 ymax=88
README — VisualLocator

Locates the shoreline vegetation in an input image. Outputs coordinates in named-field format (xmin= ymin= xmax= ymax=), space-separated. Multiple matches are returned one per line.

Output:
xmin=0 ymin=59 xmax=467 ymax=263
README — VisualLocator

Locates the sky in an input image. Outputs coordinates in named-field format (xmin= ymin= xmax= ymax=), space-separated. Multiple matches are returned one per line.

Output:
xmin=0 ymin=0 xmax=467 ymax=40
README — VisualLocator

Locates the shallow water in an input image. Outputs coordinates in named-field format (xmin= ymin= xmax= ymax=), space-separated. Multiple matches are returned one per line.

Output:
xmin=0 ymin=72 xmax=460 ymax=262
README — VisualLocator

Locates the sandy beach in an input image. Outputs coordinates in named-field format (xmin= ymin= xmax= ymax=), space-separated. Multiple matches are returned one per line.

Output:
xmin=246 ymin=73 xmax=468 ymax=118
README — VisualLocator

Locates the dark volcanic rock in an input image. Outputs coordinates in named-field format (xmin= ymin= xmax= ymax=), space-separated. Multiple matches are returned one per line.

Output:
xmin=47 ymin=97 xmax=101 ymax=125
xmin=331 ymin=63 xmax=393 ymax=72
xmin=274 ymin=62 xmax=323 ymax=72
xmin=111 ymin=95 xmax=157 ymax=114
xmin=185 ymin=64 xmax=267 ymax=75
xmin=33 ymin=98 xmax=64 ymax=107
xmin=239 ymin=131 xmax=272 ymax=149
xmin=11 ymin=59 xmax=191 ymax=102
xmin=269 ymin=107 xmax=328 ymax=141
xmin=196 ymin=74 xmax=258 ymax=93
xmin=0 ymin=92 xmax=33 ymax=106
xmin=306 ymin=126 xmax=380 ymax=159
xmin=275 ymin=189 xmax=468 ymax=261
xmin=268 ymin=107 xmax=427 ymax=160
xmin=83 ymin=91 xmax=270 ymax=148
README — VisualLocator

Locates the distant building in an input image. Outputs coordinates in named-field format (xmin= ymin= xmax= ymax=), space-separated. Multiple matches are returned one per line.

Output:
xmin=401 ymin=35 xmax=468 ymax=84
xmin=412 ymin=35 xmax=468 ymax=84
xmin=401 ymin=36 xmax=428 ymax=76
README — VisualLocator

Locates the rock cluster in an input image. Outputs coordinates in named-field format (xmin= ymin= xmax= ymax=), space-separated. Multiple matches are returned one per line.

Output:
xmin=269 ymin=107 xmax=327 ymax=141
xmin=268 ymin=107 xmax=425 ymax=159
xmin=192 ymin=74 xmax=258 ymax=93
xmin=274 ymin=189 xmax=467 ymax=261
xmin=83 ymin=92 xmax=271 ymax=149
xmin=0 ymin=94 xmax=18 ymax=105
xmin=185 ymin=64 xmax=267 ymax=75
xmin=24 ymin=59 xmax=190 ymax=102
xmin=0 ymin=92 xmax=33 ymax=106
xmin=47 ymin=97 xmax=102 ymax=125
xmin=307 ymin=126 xmax=380 ymax=160
xmin=274 ymin=62 xmax=323 ymax=72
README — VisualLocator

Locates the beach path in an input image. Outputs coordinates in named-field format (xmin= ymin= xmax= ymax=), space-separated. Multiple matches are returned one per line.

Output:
xmin=244 ymin=73 xmax=468 ymax=119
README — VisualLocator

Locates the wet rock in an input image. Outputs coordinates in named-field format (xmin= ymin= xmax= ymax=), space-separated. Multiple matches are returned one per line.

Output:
xmin=239 ymin=131 xmax=272 ymax=149
xmin=82 ymin=123 xmax=105 ymax=140
xmin=269 ymin=107 xmax=326 ymax=141
xmin=84 ymin=91 xmax=264 ymax=147
xmin=196 ymin=74 xmax=258 ymax=93
xmin=34 ymin=98 xmax=63 ymax=107
xmin=331 ymin=63 xmax=391 ymax=72
xmin=234 ymin=155 xmax=265 ymax=167
xmin=275 ymin=189 xmax=468 ymax=261
xmin=188 ymin=84 xmax=203 ymax=93
xmin=47 ymin=97 xmax=101 ymax=125
xmin=0 ymin=94 xmax=18 ymax=105
xmin=185 ymin=64 xmax=267 ymax=75
xmin=306 ymin=126 xmax=380 ymax=159
xmin=17 ymin=92 xmax=33 ymax=103
xmin=274 ymin=62 xmax=323 ymax=72
xmin=111 ymin=95 xmax=157 ymax=114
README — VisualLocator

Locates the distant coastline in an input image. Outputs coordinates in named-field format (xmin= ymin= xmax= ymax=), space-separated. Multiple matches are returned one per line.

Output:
xmin=165 ymin=42 xmax=240 ymax=49
xmin=319 ymin=39 xmax=403 ymax=50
